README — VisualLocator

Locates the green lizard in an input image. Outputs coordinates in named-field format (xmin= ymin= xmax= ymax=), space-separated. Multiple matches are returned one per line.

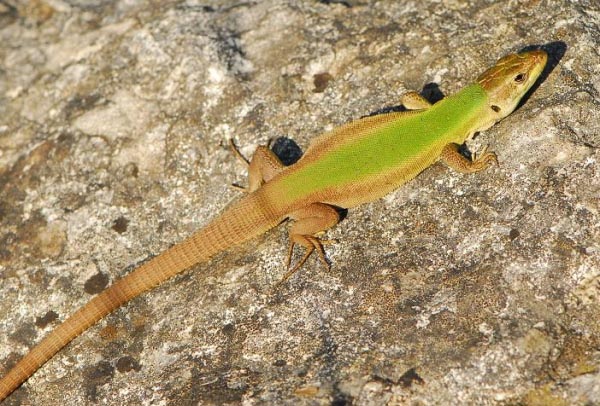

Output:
xmin=0 ymin=49 xmax=547 ymax=401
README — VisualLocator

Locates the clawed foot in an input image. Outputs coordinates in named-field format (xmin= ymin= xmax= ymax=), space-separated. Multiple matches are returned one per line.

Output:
xmin=277 ymin=237 xmax=336 ymax=285
xmin=473 ymin=145 xmax=499 ymax=169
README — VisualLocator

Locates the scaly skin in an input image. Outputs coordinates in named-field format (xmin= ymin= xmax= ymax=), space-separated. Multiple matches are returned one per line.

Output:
xmin=0 ymin=49 xmax=547 ymax=402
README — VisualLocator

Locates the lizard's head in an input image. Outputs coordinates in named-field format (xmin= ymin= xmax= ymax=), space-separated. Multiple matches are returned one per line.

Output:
xmin=476 ymin=49 xmax=547 ymax=124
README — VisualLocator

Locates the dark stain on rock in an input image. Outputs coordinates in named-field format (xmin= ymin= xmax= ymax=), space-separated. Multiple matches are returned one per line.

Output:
xmin=318 ymin=0 xmax=353 ymax=7
xmin=10 ymin=324 xmax=37 ymax=347
xmin=0 ymin=351 xmax=21 ymax=376
xmin=84 ymin=272 xmax=109 ymax=294
xmin=0 ymin=2 xmax=18 ymax=29
xmin=122 ymin=162 xmax=139 ymax=178
xmin=35 ymin=310 xmax=59 ymax=328
xmin=16 ymin=141 xmax=55 ymax=190
xmin=64 ymin=93 xmax=102 ymax=119
xmin=111 ymin=216 xmax=129 ymax=233
xmin=16 ymin=211 xmax=46 ymax=250
xmin=214 ymin=28 xmax=250 ymax=80
xmin=331 ymin=396 xmax=351 ymax=406
xmin=116 ymin=355 xmax=141 ymax=373
xmin=313 ymin=72 xmax=333 ymax=93
xmin=52 ymin=131 xmax=74 ymax=163
xmin=221 ymin=322 xmax=235 ymax=337
xmin=0 ymin=139 xmax=68 ymax=265
xmin=509 ymin=228 xmax=520 ymax=240
xmin=84 ymin=360 xmax=115 ymax=401
xmin=398 ymin=367 xmax=424 ymax=388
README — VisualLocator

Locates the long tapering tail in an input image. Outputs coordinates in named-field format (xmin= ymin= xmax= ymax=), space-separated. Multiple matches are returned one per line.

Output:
xmin=0 ymin=191 xmax=280 ymax=401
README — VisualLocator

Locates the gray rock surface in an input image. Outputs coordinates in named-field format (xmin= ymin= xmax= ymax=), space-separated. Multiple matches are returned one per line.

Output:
xmin=0 ymin=1 xmax=598 ymax=405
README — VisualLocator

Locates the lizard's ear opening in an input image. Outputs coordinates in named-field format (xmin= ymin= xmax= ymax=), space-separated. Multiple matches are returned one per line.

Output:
xmin=491 ymin=105 xmax=501 ymax=113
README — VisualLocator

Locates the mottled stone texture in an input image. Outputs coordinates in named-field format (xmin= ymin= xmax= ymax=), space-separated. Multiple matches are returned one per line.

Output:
xmin=0 ymin=1 xmax=598 ymax=405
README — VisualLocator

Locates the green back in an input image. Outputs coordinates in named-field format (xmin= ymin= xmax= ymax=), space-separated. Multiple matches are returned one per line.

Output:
xmin=276 ymin=84 xmax=488 ymax=202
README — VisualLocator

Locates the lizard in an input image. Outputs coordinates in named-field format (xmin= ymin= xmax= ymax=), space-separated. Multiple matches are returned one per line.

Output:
xmin=0 ymin=49 xmax=548 ymax=402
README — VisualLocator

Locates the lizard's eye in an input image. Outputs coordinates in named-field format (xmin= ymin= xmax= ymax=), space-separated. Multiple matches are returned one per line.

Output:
xmin=514 ymin=73 xmax=527 ymax=83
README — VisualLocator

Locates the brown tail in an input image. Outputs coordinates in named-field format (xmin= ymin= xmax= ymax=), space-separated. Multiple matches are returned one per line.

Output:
xmin=0 ymin=192 xmax=279 ymax=401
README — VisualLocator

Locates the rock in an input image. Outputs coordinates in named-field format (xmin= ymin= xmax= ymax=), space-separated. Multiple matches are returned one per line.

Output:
xmin=0 ymin=1 xmax=598 ymax=405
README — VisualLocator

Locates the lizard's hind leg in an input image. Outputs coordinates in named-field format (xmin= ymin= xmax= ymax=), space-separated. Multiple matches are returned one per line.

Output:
xmin=229 ymin=139 xmax=285 ymax=192
xmin=280 ymin=203 xmax=340 ymax=283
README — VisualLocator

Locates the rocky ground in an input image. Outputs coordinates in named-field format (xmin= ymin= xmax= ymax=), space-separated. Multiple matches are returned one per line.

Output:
xmin=0 ymin=1 xmax=598 ymax=405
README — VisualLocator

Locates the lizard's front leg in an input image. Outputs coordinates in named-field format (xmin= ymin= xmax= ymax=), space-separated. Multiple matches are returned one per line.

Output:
xmin=440 ymin=143 xmax=498 ymax=174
